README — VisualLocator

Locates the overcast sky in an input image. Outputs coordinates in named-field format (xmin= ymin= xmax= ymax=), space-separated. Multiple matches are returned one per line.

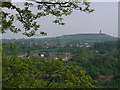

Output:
xmin=2 ymin=1 xmax=119 ymax=39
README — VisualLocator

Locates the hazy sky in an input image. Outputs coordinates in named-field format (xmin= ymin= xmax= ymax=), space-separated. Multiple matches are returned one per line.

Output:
xmin=2 ymin=1 xmax=118 ymax=39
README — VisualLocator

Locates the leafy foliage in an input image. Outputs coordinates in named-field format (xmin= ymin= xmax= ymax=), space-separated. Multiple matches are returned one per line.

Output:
xmin=1 ymin=1 xmax=94 ymax=37
xmin=2 ymin=54 xmax=96 ymax=88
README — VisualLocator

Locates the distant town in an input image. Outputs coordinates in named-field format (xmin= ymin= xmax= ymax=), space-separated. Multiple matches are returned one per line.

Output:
xmin=3 ymin=32 xmax=118 ymax=61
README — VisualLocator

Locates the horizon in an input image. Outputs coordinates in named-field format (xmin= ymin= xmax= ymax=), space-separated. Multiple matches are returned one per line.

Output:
xmin=2 ymin=32 xmax=118 ymax=40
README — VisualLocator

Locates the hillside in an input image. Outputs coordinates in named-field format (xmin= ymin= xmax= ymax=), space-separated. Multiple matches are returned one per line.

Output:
xmin=43 ymin=33 xmax=117 ymax=44
xmin=2 ymin=33 xmax=117 ymax=45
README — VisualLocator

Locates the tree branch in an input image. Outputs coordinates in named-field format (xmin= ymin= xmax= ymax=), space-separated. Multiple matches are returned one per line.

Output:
xmin=36 ymin=2 xmax=68 ymax=5
xmin=7 ymin=2 xmax=27 ymax=25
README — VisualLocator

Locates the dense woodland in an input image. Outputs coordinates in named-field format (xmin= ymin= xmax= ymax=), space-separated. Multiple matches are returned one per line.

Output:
xmin=2 ymin=37 xmax=119 ymax=88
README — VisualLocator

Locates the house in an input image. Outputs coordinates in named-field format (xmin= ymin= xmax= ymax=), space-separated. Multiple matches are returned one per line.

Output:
xmin=40 ymin=54 xmax=44 ymax=57
xmin=31 ymin=53 xmax=40 ymax=58
xmin=18 ymin=52 xmax=29 ymax=58
xmin=47 ymin=52 xmax=73 ymax=61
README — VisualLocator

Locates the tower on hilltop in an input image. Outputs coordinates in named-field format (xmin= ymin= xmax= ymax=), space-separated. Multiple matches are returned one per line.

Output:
xmin=99 ymin=30 xmax=102 ymax=34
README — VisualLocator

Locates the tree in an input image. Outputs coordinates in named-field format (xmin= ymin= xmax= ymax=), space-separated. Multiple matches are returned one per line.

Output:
xmin=2 ymin=54 xmax=96 ymax=88
xmin=1 ymin=0 xmax=94 ymax=37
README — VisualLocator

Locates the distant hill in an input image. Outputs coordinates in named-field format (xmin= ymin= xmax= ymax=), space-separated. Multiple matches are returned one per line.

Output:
xmin=43 ymin=33 xmax=117 ymax=44
xmin=2 ymin=33 xmax=118 ymax=45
